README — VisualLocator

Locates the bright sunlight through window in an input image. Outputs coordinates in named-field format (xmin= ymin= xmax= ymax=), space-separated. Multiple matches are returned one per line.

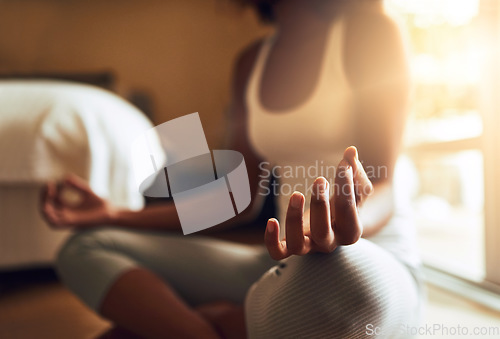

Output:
xmin=388 ymin=0 xmax=486 ymax=281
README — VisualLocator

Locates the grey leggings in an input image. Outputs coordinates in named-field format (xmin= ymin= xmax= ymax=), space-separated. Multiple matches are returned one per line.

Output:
xmin=56 ymin=228 xmax=422 ymax=338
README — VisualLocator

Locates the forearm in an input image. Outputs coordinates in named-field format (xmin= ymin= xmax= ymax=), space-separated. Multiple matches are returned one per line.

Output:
xmin=107 ymin=194 xmax=263 ymax=233
xmin=104 ymin=160 xmax=266 ymax=233
xmin=108 ymin=202 xmax=182 ymax=232
xmin=359 ymin=180 xmax=394 ymax=238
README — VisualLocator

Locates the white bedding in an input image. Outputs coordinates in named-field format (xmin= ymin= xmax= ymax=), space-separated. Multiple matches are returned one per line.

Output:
xmin=0 ymin=80 xmax=156 ymax=268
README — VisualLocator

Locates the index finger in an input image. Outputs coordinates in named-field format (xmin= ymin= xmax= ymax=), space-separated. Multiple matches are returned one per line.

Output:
xmin=63 ymin=174 xmax=91 ymax=196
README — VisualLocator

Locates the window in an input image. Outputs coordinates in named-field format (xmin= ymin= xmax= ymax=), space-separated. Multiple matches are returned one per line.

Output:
xmin=388 ymin=0 xmax=500 ymax=286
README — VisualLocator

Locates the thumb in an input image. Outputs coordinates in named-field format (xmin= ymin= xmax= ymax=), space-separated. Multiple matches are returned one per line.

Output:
xmin=343 ymin=146 xmax=373 ymax=205
xmin=62 ymin=174 xmax=93 ymax=196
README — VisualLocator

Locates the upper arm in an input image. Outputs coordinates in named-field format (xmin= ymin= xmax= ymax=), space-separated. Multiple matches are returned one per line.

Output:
xmin=226 ymin=40 xmax=262 ymax=158
xmin=344 ymin=9 xmax=410 ymax=182
xmin=225 ymin=39 xmax=267 ymax=216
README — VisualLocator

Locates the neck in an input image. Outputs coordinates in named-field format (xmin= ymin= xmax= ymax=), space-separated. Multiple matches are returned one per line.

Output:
xmin=274 ymin=0 xmax=347 ymax=27
xmin=273 ymin=0 xmax=384 ymax=30
xmin=272 ymin=0 xmax=345 ymax=41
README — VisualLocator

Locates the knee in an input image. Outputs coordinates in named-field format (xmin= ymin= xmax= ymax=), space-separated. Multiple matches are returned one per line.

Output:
xmin=246 ymin=239 xmax=419 ymax=338
xmin=56 ymin=228 xmax=114 ymax=276
xmin=55 ymin=228 xmax=141 ymax=312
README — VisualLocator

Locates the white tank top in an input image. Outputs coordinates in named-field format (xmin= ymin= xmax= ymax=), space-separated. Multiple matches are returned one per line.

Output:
xmin=245 ymin=17 xmax=421 ymax=272
xmin=246 ymin=17 xmax=353 ymax=239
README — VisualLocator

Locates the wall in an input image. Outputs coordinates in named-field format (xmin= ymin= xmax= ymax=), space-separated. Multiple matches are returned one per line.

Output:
xmin=0 ymin=0 xmax=272 ymax=147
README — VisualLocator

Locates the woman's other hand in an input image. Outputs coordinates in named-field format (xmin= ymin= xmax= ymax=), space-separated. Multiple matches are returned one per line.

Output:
xmin=265 ymin=146 xmax=373 ymax=260
xmin=40 ymin=174 xmax=115 ymax=229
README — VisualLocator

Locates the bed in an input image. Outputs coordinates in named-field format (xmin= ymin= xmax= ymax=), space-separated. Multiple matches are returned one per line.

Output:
xmin=0 ymin=79 xmax=155 ymax=269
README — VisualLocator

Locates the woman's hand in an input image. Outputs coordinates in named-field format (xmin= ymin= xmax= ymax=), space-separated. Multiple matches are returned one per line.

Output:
xmin=264 ymin=146 xmax=373 ymax=260
xmin=40 ymin=174 xmax=115 ymax=229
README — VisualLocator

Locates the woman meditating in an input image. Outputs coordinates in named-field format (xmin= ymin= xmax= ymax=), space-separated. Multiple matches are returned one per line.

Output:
xmin=42 ymin=0 xmax=423 ymax=337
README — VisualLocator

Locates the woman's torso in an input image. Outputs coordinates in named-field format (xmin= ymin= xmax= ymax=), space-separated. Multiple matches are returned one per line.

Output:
xmin=247 ymin=16 xmax=353 ymax=239
xmin=245 ymin=14 xmax=422 ymax=273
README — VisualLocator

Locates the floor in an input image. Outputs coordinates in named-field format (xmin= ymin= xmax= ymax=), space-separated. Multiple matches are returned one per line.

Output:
xmin=0 ymin=269 xmax=109 ymax=339
xmin=1 ymin=269 xmax=500 ymax=339
xmin=422 ymin=285 xmax=500 ymax=338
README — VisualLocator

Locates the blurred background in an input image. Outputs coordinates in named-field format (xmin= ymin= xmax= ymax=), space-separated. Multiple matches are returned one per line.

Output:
xmin=0 ymin=0 xmax=272 ymax=146
xmin=0 ymin=0 xmax=499 ymax=338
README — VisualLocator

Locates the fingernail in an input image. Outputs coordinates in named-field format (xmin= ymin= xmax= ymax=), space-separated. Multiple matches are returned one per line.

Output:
xmin=267 ymin=219 xmax=275 ymax=232
xmin=319 ymin=181 xmax=327 ymax=194
xmin=314 ymin=178 xmax=328 ymax=197
xmin=290 ymin=192 xmax=302 ymax=209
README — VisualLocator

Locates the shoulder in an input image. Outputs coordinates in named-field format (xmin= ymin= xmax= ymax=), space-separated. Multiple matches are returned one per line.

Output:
xmin=344 ymin=0 xmax=400 ymax=35
xmin=343 ymin=2 xmax=409 ymax=88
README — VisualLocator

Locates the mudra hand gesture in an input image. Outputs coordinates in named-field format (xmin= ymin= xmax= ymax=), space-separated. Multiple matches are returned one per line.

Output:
xmin=265 ymin=146 xmax=373 ymax=260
